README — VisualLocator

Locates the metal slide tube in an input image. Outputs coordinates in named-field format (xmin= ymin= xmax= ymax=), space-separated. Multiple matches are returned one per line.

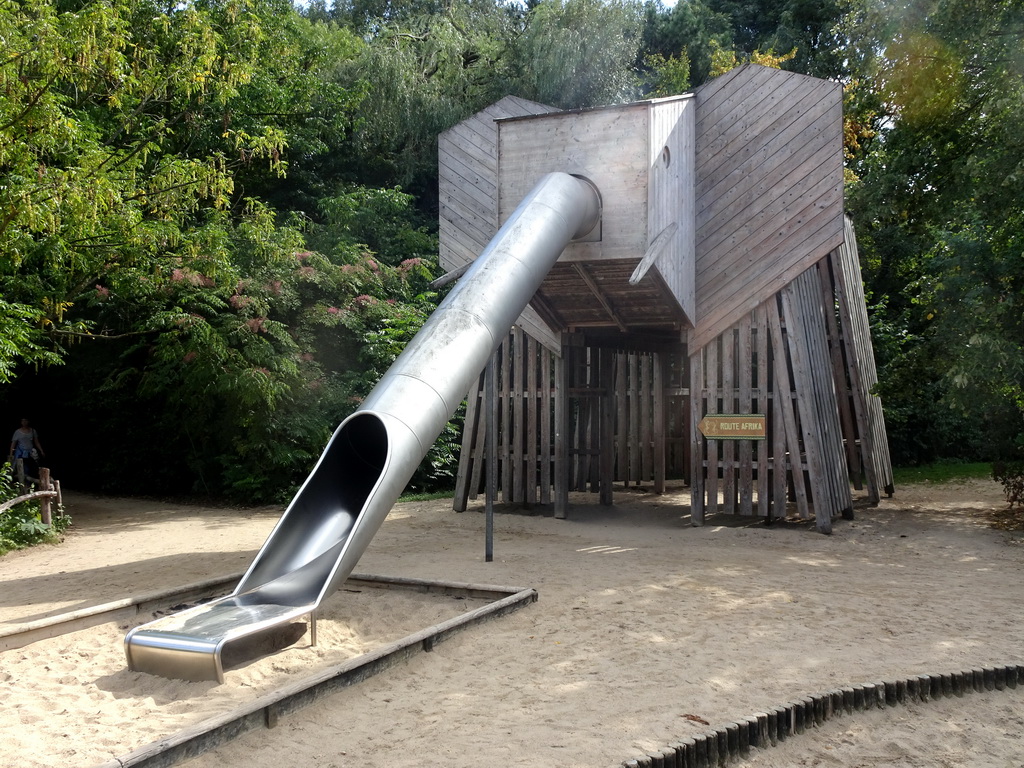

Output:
xmin=238 ymin=172 xmax=600 ymax=603
xmin=126 ymin=173 xmax=599 ymax=681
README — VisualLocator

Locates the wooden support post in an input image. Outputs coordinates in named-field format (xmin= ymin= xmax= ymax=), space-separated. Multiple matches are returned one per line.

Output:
xmin=453 ymin=371 xmax=484 ymax=512
xmin=755 ymin=306 xmax=770 ymax=517
xmin=39 ymin=467 xmax=52 ymax=526
xmin=513 ymin=328 xmax=525 ymax=503
xmin=705 ymin=338 xmax=719 ymax=517
xmin=652 ymin=352 xmax=666 ymax=494
xmin=554 ymin=345 xmax=569 ymax=519
xmin=599 ymin=348 xmax=614 ymax=506
xmin=526 ymin=334 xmax=538 ymax=506
xmin=767 ymin=300 xmax=811 ymax=521
xmin=540 ymin=343 xmax=552 ymax=506
xmin=485 ymin=357 xmax=496 ymax=562
xmin=738 ymin=315 xmax=754 ymax=516
xmin=689 ymin=348 xmax=705 ymax=526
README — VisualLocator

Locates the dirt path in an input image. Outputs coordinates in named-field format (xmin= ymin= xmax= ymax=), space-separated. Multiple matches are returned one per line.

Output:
xmin=1 ymin=480 xmax=1021 ymax=767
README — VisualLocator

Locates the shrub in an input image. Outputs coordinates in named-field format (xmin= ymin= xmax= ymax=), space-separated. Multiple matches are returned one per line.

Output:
xmin=0 ymin=465 xmax=71 ymax=555
xmin=992 ymin=461 xmax=1024 ymax=510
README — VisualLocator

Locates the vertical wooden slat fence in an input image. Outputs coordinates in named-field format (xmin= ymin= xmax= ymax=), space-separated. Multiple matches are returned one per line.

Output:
xmin=691 ymin=303 xmax=790 ymax=524
xmin=664 ymin=355 xmax=691 ymax=481
xmin=689 ymin=250 xmax=891 ymax=529
xmin=829 ymin=218 xmax=895 ymax=501
xmin=452 ymin=239 xmax=892 ymax=529
xmin=455 ymin=334 xmax=683 ymax=511
xmin=780 ymin=268 xmax=853 ymax=530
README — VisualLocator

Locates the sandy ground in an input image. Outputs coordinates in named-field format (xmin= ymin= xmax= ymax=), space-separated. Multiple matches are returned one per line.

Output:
xmin=1 ymin=479 xmax=1022 ymax=768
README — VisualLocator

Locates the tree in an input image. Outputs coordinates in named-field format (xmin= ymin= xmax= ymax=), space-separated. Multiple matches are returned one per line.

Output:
xmin=844 ymin=0 xmax=1024 ymax=461
xmin=0 ymin=0 xmax=446 ymax=500
xmin=508 ymin=0 xmax=646 ymax=109
xmin=642 ymin=0 xmax=734 ymax=87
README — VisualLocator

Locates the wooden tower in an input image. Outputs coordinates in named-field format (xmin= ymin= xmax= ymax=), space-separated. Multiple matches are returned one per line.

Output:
xmin=437 ymin=65 xmax=893 ymax=533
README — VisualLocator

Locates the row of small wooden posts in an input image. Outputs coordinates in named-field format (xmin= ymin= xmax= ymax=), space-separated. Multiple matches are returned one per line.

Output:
xmin=453 ymin=222 xmax=893 ymax=531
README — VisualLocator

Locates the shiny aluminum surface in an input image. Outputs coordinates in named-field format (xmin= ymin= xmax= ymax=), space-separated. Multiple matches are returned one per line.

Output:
xmin=124 ymin=173 xmax=600 ymax=681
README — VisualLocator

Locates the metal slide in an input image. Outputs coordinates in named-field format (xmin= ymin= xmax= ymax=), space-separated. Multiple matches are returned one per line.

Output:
xmin=124 ymin=173 xmax=601 ymax=682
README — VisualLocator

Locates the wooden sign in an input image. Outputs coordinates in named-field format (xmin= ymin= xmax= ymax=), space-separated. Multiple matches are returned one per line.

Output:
xmin=697 ymin=414 xmax=766 ymax=440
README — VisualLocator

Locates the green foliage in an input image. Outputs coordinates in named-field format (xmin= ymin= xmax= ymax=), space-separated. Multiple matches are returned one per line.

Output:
xmin=0 ymin=465 xmax=70 ymax=555
xmin=0 ymin=0 xmax=300 ymax=358
xmin=993 ymin=461 xmax=1024 ymax=510
xmin=326 ymin=0 xmax=514 ymax=199
xmin=509 ymin=0 xmax=645 ymax=109
xmin=644 ymin=51 xmax=692 ymax=96
xmin=2 ymin=0 xmax=1022 ymax=504
xmin=641 ymin=0 xmax=732 ymax=87
xmin=845 ymin=0 xmax=1024 ymax=464
xmin=0 ymin=300 xmax=63 ymax=383
xmin=891 ymin=461 xmax=992 ymax=485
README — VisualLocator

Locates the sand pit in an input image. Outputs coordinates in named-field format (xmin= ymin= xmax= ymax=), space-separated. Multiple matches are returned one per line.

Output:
xmin=1 ymin=480 xmax=1022 ymax=767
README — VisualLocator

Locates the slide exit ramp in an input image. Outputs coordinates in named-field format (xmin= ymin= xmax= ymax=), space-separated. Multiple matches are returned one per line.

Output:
xmin=124 ymin=173 xmax=601 ymax=682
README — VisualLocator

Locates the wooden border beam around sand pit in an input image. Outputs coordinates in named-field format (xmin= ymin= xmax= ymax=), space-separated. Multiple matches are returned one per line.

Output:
xmin=0 ymin=573 xmax=245 ymax=652
xmin=89 ymin=578 xmax=537 ymax=768
xmin=619 ymin=663 xmax=1024 ymax=768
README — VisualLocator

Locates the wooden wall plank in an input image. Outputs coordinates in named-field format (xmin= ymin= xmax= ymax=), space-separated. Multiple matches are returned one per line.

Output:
xmin=500 ymin=336 xmax=511 ymax=502
xmin=540 ymin=347 xmax=552 ymax=506
xmin=640 ymin=354 xmax=652 ymax=482
xmin=770 ymin=318 xmax=788 ymax=517
xmin=691 ymin=65 xmax=844 ymax=351
xmin=453 ymin=372 xmax=484 ymax=512
xmin=616 ymin=353 xmax=628 ymax=484
xmin=696 ymin=75 xmax=815 ymax=202
xmin=692 ymin=192 xmax=844 ymax=349
xmin=512 ymin=328 xmax=525 ymax=503
xmin=697 ymin=111 xmax=841 ymax=256
xmin=695 ymin=66 xmax=781 ymax=137
xmin=439 ymin=95 xmax=560 ymax=346
xmin=499 ymin=105 xmax=649 ymax=263
xmin=629 ymin=353 xmax=640 ymax=485
xmin=780 ymin=267 xmax=854 ymax=530
xmin=649 ymin=96 xmax=696 ymax=323
xmin=526 ymin=335 xmax=538 ymax=505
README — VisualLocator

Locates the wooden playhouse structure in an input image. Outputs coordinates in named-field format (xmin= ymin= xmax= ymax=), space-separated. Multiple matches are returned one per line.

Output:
xmin=436 ymin=64 xmax=893 ymax=533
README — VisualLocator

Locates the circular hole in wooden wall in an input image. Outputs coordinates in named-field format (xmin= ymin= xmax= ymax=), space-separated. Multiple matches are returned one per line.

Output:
xmin=661 ymin=146 xmax=671 ymax=167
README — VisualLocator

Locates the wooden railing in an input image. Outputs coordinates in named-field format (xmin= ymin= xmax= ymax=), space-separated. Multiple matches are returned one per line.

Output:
xmin=0 ymin=467 xmax=62 ymax=524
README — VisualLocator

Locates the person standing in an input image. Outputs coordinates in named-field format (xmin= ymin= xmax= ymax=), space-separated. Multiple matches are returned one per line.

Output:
xmin=9 ymin=418 xmax=45 ymax=485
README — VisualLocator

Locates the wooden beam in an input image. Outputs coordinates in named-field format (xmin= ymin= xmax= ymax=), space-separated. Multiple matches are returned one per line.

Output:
xmin=572 ymin=264 xmax=628 ymax=333
xmin=528 ymin=288 xmax=566 ymax=336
